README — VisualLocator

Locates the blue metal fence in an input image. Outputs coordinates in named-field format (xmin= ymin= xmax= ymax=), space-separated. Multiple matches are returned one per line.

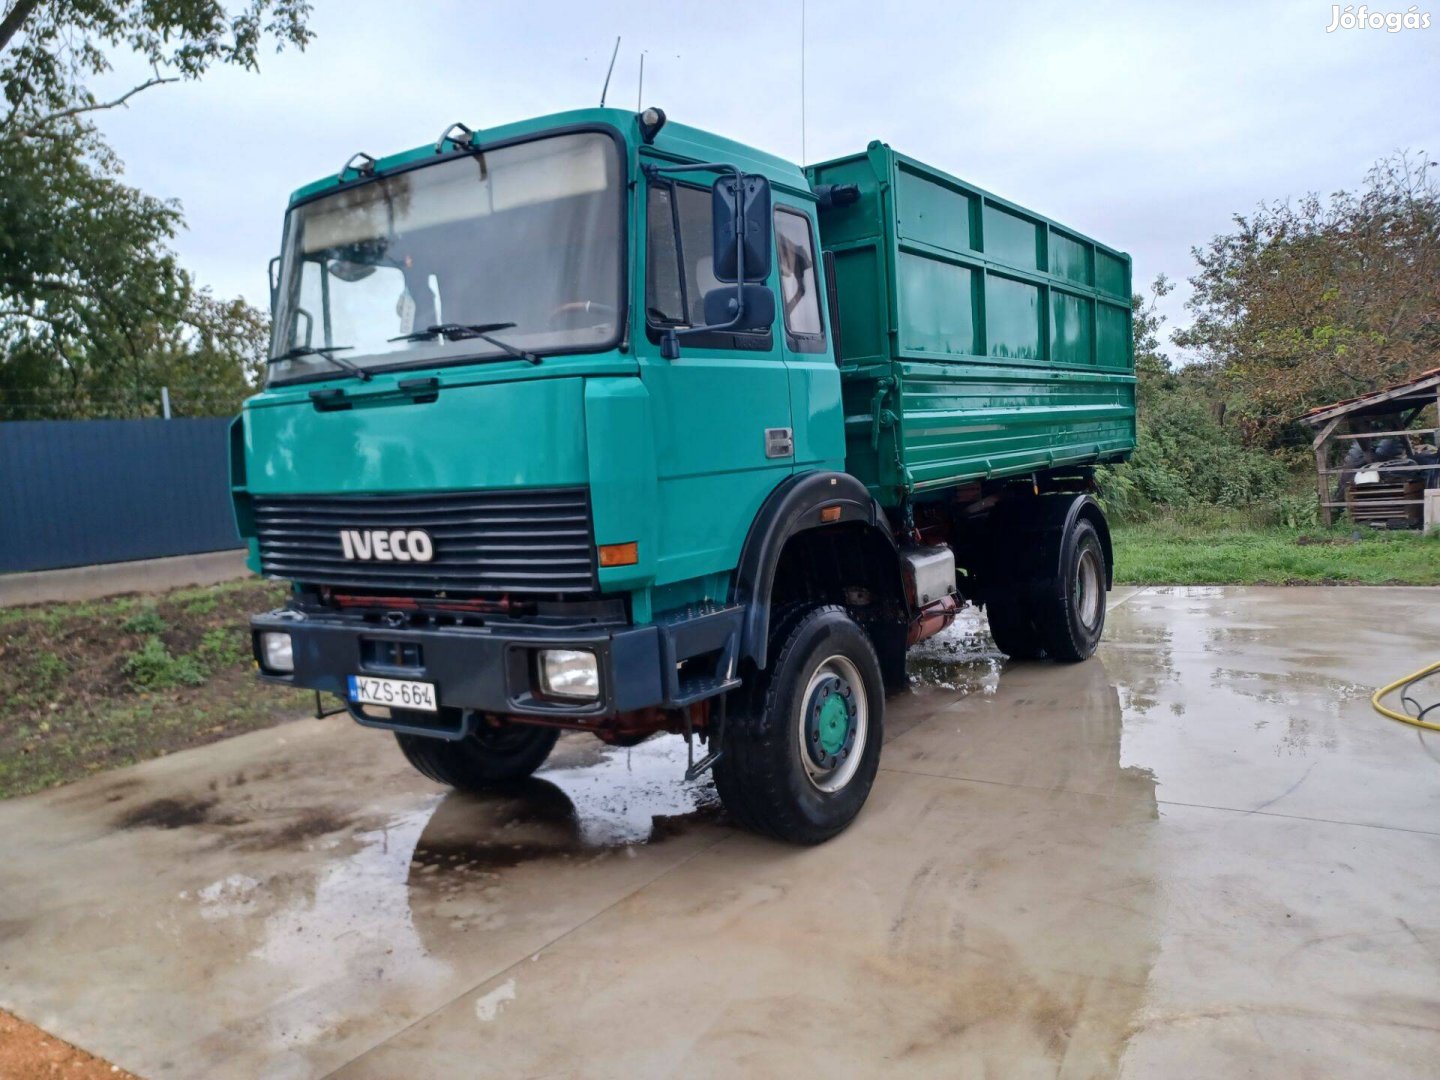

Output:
xmin=0 ymin=418 xmax=243 ymax=574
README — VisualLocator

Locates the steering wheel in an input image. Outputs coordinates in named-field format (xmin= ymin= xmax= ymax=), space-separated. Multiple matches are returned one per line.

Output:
xmin=549 ymin=300 xmax=617 ymax=325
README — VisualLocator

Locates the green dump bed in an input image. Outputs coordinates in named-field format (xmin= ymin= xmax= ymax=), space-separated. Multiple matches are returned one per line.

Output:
xmin=806 ymin=143 xmax=1136 ymax=507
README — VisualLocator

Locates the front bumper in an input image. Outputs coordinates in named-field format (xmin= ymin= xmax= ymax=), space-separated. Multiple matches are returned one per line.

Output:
xmin=251 ymin=604 xmax=742 ymax=735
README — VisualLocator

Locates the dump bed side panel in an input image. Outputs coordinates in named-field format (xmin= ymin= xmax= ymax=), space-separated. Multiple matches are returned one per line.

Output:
xmin=808 ymin=145 xmax=1136 ymax=508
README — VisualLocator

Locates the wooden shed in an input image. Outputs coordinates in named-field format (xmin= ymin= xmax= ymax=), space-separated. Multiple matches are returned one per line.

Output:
xmin=1300 ymin=368 xmax=1440 ymax=528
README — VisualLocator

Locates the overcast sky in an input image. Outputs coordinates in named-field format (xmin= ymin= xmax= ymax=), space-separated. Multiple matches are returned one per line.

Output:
xmin=94 ymin=0 xmax=1440 ymax=354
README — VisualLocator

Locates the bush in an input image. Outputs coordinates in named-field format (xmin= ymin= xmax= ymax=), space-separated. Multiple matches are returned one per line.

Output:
xmin=1100 ymin=369 xmax=1291 ymax=522
xmin=123 ymin=636 xmax=205 ymax=689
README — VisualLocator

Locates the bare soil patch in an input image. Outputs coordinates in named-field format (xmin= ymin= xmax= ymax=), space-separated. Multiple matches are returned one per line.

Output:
xmin=0 ymin=1008 xmax=138 ymax=1079
xmin=0 ymin=579 xmax=311 ymax=799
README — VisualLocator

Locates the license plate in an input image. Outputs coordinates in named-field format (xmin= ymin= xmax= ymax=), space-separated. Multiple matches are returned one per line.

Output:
xmin=348 ymin=675 xmax=438 ymax=712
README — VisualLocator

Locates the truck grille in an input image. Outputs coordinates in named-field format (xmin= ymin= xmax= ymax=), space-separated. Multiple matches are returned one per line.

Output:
xmin=251 ymin=488 xmax=598 ymax=596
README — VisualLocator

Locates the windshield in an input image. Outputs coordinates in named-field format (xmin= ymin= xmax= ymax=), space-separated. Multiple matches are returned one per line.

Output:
xmin=268 ymin=131 xmax=624 ymax=383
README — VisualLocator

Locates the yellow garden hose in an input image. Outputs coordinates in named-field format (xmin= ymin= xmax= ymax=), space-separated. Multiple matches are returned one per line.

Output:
xmin=1372 ymin=661 xmax=1440 ymax=732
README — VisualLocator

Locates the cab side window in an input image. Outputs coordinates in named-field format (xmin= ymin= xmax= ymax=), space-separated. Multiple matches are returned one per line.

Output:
xmin=647 ymin=183 xmax=715 ymax=327
xmin=774 ymin=207 xmax=825 ymax=351
xmin=646 ymin=180 xmax=771 ymax=348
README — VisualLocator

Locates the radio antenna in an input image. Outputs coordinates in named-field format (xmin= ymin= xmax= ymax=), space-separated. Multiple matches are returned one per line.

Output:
xmin=637 ymin=50 xmax=646 ymax=110
xmin=599 ymin=36 xmax=621 ymax=107
xmin=800 ymin=0 xmax=807 ymax=162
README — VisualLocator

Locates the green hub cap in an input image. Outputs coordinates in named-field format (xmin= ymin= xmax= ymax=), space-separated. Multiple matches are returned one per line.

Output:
xmin=806 ymin=675 xmax=856 ymax=771
xmin=817 ymin=693 xmax=850 ymax=755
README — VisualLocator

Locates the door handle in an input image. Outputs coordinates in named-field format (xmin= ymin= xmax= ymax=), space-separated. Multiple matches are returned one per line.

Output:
xmin=765 ymin=427 xmax=794 ymax=459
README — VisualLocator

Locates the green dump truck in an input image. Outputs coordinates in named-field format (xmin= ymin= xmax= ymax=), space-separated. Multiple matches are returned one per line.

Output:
xmin=236 ymin=107 xmax=1134 ymax=844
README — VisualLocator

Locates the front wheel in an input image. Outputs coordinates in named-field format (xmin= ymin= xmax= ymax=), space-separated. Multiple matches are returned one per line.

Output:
xmin=396 ymin=719 xmax=559 ymax=790
xmin=713 ymin=605 xmax=885 ymax=845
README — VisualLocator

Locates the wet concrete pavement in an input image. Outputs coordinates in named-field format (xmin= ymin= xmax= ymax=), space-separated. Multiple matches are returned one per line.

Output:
xmin=1 ymin=586 xmax=1438 ymax=1078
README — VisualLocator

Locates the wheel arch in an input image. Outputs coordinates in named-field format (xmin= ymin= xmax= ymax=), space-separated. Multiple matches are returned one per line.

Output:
xmin=733 ymin=471 xmax=905 ymax=669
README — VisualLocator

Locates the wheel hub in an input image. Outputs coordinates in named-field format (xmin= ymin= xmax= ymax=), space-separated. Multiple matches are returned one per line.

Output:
xmin=805 ymin=675 xmax=857 ymax=771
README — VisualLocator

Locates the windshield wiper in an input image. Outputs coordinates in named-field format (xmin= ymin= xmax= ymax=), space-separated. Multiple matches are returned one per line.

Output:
xmin=269 ymin=345 xmax=372 ymax=382
xmin=389 ymin=322 xmax=541 ymax=364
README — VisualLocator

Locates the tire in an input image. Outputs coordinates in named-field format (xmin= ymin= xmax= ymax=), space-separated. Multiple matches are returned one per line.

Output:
xmin=985 ymin=597 xmax=1044 ymax=659
xmin=396 ymin=719 xmax=559 ymax=790
xmin=1036 ymin=517 xmax=1107 ymax=663
xmin=713 ymin=605 xmax=885 ymax=845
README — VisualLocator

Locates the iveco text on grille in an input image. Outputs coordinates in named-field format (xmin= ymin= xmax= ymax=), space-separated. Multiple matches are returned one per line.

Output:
xmin=339 ymin=529 xmax=434 ymax=562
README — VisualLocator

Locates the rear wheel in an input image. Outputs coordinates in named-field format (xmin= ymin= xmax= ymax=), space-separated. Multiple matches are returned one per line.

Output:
xmin=985 ymin=597 xmax=1044 ymax=659
xmin=714 ymin=605 xmax=885 ymax=845
xmin=396 ymin=719 xmax=559 ymax=790
xmin=1036 ymin=517 xmax=1107 ymax=662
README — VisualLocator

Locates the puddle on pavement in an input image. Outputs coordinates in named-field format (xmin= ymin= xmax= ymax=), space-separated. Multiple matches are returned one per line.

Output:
xmin=185 ymin=736 xmax=719 ymax=936
xmin=406 ymin=735 xmax=722 ymax=877
xmin=906 ymin=605 xmax=1004 ymax=695
xmin=166 ymin=733 xmax=725 ymax=1057
xmin=534 ymin=733 xmax=720 ymax=845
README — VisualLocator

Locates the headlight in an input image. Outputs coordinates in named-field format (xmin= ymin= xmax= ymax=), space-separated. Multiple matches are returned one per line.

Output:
xmin=259 ymin=631 xmax=294 ymax=673
xmin=538 ymin=649 xmax=599 ymax=701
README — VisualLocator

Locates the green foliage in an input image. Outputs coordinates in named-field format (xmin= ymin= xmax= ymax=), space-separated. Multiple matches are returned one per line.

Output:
xmin=181 ymin=593 xmax=217 ymax=615
xmin=120 ymin=603 xmax=166 ymax=634
xmin=1273 ymin=492 xmax=1320 ymax=530
xmin=0 ymin=1 xmax=312 ymax=418
xmin=1101 ymin=388 xmax=1289 ymax=518
xmin=122 ymin=635 xmax=205 ymax=689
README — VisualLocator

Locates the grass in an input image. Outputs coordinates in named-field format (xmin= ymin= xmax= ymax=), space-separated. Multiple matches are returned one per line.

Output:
xmin=1113 ymin=518 xmax=1440 ymax=585
xmin=0 ymin=578 xmax=311 ymax=799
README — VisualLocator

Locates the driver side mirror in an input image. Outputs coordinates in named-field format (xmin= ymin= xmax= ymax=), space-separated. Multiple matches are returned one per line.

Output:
xmin=712 ymin=174 xmax=773 ymax=284
xmin=268 ymin=256 xmax=281 ymax=313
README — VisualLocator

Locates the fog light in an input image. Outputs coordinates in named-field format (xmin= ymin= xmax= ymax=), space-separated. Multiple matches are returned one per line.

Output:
xmin=259 ymin=631 xmax=294 ymax=673
xmin=538 ymin=649 xmax=599 ymax=701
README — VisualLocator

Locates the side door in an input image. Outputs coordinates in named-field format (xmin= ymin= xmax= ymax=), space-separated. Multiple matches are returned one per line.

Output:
xmin=638 ymin=171 xmax=793 ymax=590
xmin=773 ymin=202 xmax=845 ymax=471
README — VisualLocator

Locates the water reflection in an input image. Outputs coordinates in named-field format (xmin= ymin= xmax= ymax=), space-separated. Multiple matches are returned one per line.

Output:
xmin=405 ymin=734 xmax=720 ymax=879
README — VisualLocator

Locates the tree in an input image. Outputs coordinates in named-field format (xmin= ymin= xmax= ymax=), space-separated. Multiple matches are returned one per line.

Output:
xmin=0 ymin=1 xmax=312 ymax=418
xmin=1176 ymin=151 xmax=1440 ymax=446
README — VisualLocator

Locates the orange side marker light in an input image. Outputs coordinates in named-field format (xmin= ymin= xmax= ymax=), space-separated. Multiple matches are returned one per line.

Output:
xmin=598 ymin=541 xmax=639 ymax=567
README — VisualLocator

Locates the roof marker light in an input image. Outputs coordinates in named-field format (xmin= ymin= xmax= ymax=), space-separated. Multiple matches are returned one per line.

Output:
xmin=638 ymin=107 xmax=667 ymax=145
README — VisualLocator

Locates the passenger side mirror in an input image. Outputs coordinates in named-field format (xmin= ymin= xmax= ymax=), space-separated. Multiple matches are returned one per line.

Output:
xmin=703 ymin=284 xmax=775 ymax=332
xmin=712 ymin=174 xmax=773 ymax=284
xmin=268 ymin=256 xmax=281 ymax=312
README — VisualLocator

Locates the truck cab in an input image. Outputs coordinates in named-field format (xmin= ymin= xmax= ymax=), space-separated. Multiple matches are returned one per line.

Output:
xmin=235 ymin=107 xmax=1133 ymax=844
